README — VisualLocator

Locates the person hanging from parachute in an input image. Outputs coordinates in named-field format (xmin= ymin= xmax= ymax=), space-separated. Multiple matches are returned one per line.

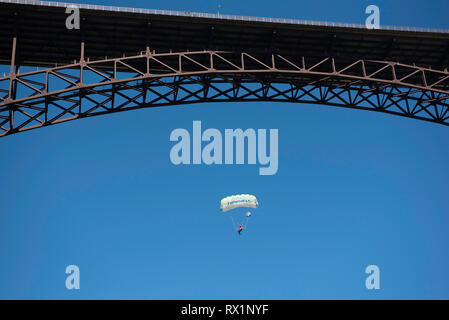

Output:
xmin=220 ymin=195 xmax=258 ymax=236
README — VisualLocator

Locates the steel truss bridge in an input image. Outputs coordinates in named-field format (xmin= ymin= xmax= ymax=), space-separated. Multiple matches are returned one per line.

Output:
xmin=0 ymin=0 xmax=449 ymax=138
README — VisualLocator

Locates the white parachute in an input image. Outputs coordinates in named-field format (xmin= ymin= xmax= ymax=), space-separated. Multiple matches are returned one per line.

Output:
xmin=220 ymin=194 xmax=258 ymax=234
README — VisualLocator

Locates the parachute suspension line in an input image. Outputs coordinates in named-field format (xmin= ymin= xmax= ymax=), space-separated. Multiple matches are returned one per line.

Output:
xmin=240 ymin=216 xmax=247 ymax=229
xmin=244 ymin=216 xmax=250 ymax=230
xmin=229 ymin=214 xmax=237 ymax=230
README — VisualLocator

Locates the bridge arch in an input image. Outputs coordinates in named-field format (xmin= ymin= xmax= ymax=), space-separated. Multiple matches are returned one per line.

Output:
xmin=1 ymin=49 xmax=448 ymax=137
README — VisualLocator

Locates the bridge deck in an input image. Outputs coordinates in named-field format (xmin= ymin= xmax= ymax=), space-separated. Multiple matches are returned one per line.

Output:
xmin=0 ymin=0 xmax=448 ymax=70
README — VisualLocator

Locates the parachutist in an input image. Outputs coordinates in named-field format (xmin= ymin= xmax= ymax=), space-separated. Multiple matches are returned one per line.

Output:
xmin=220 ymin=195 xmax=258 ymax=235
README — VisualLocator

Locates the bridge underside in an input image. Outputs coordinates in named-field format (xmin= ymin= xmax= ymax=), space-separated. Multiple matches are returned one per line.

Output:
xmin=0 ymin=1 xmax=449 ymax=137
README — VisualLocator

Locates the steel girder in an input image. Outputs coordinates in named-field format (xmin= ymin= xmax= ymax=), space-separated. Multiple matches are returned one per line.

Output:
xmin=1 ymin=48 xmax=449 ymax=137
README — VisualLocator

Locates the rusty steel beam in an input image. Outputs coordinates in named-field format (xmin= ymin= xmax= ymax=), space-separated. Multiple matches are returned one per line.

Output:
xmin=0 ymin=48 xmax=448 ymax=137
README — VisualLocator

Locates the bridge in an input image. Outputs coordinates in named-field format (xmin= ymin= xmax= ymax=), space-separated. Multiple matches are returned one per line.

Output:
xmin=0 ymin=0 xmax=449 ymax=138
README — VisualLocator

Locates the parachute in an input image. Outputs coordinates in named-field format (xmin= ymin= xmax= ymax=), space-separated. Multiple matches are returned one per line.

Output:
xmin=220 ymin=194 xmax=258 ymax=234
xmin=220 ymin=194 xmax=258 ymax=212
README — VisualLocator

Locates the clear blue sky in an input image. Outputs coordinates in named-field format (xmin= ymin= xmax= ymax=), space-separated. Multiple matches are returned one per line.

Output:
xmin=1 ymin=0 xmax=449 ymax=299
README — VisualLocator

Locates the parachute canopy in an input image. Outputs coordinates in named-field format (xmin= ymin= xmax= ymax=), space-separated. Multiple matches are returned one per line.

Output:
xmin=220 ymin=194 xmax=258 ymax=213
